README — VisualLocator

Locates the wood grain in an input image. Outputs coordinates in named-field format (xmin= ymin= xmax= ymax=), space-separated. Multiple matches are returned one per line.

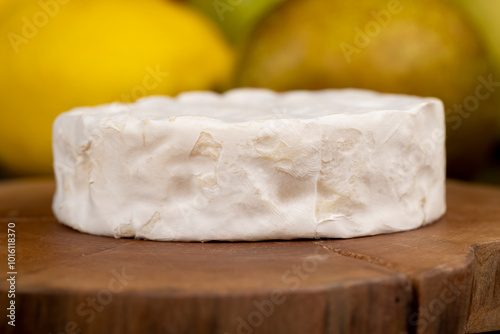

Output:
xmin=0 ymin=179 xmax=499 ymax=334
xmin=318 ymin=181 xmax=500 ymax=334
xmin=0 ymin=178 xmax=54 ymax=218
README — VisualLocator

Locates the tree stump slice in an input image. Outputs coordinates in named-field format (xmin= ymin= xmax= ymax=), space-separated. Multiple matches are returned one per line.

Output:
xmin=0 ymin=179 xmax=499 ymax=334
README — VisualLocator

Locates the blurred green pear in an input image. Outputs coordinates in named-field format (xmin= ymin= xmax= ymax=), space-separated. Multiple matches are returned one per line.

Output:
xmin=452 ymin=0 xmax=500 ymax=74
xmin=452 ymin=0 xmax=500 ymax=135
xmin=236 ymin=0 xmax=498 ymax=179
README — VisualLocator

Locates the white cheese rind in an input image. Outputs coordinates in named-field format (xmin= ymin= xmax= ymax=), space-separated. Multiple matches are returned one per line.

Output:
xmin=52 ymin=89 xmax=446 ymax=241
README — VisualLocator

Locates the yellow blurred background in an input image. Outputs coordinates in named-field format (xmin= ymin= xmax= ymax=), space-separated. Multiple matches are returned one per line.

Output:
xmin=1 ymin=0 xmax=500 ymax=183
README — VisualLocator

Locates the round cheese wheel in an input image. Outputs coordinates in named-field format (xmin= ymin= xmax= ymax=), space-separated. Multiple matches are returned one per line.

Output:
xmin=52 ymin=89 xmax=446 ymax=241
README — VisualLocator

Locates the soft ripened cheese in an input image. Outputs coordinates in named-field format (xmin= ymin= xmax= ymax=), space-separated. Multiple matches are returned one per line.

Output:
xmin=52 ymin=89 xmax=446 ymax=241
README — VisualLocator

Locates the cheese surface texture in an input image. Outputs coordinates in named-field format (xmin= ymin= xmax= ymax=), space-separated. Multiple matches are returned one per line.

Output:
xmin=52 ymin=89 xmax=446 ymax=241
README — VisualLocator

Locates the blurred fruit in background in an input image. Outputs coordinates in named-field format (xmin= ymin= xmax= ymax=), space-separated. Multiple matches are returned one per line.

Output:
xmin=0 ymin=0 xmax=233 ymax=176
xmin=451 ymin=0 xmax=500 ymax=133
xmin=452 ymin=0 xmax=500 ymax=75
xmin=188 ymin=0 xmax=285 ymax=45
xmin=223 ymin=0 xmax=498 ymax=179
xmin=1 ymin=0 xmax=499 ymax=180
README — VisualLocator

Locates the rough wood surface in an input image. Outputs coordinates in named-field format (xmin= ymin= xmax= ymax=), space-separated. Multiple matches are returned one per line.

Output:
xmin=0 ymin=179 xmax=499 ymax=334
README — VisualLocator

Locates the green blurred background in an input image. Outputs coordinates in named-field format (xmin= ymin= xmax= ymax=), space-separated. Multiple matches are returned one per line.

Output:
xmin=1 ymin=0 xmax=500 ymax=184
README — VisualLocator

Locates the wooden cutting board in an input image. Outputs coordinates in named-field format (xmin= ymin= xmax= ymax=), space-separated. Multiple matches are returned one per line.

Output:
xmin=0 ymin=179 xmax=499 ymax=334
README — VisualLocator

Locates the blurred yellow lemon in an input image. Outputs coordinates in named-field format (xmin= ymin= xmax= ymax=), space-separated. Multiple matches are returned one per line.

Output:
xmin=0 ymin=0 xmax=234 ymax=176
